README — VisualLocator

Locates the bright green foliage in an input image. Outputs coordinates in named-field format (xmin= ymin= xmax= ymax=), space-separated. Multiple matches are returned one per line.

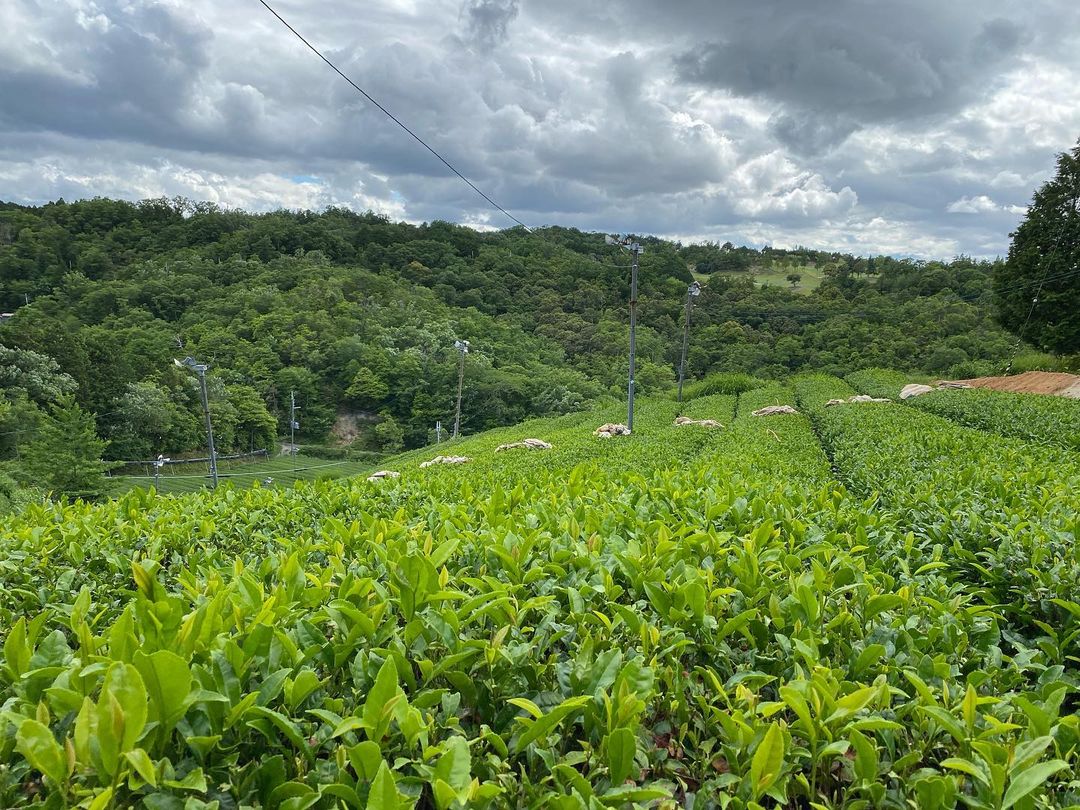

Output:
xmin=844 ymin=367 xmax=911 ymax=399
xmin=846 ymin=367 xmax=1080 ymax=451
xmin=0 ymin=344 xmax=77 ymax=404
xmin=796 ymin=373 xmax=1080 ymax=645
xmin=906 ymin=387 xmax=1080 ymax=451
xmin=1 ymin=385 xmax=1078 ymax=808
xmin=677 ymin=373 xmax=766 ymax=400
xmin=373 ymin=417 xmax=405 ymax=454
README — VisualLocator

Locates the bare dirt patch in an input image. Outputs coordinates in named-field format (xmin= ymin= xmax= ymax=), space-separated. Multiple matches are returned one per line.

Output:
xmin=939 ymin=371 xmax=1080 ymax=398
xmin=330 ymin=411 xmax=379 ymax=445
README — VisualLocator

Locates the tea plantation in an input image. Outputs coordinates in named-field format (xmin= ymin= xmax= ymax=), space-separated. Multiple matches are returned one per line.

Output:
xmin=1 ymin=381 xmax=1078 ymax=809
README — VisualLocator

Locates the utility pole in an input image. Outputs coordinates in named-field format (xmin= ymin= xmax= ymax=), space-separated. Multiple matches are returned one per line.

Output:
xmin=289 ymin=391 xmax=300 ymax=456
xmin=153 ymin=454 xmax=170 ymax=490
xmin=197 ymin=368 xmax=218 ymax=488
xmin=435 ymin=421 xmax=443 ymax=444
xmin=175 ymin=356 xmax=219 ymax=488
xmin=677 ymin=281 xmax=703 ymax=404
xmin=606 ymin=235 xmax=644 ymax=431
xmin=452 ymin=340 xmax=469 ymax=439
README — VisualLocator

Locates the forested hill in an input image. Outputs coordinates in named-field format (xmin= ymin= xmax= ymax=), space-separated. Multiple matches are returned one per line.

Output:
xmin=0 ymin=197 xmax=1019 ymax=461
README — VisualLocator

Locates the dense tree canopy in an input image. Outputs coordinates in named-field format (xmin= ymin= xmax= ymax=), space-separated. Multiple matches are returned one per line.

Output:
xmin=995 ymin=142 xmax=1080 ymax=354
xmin=0 ymin=196 xmax=1041 ymax=501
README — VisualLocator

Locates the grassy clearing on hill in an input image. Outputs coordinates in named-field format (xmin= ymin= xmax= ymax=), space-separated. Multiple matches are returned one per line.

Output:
xmin=751 ymin=265 xmax=828 ymax=293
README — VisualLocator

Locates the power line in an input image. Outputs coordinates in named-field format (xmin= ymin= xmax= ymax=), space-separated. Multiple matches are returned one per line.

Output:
xmin=254 ymin=1 xmax=659 ymax=280
xmin=256 ymin=0 xmax=533 ymax=233
xmin=0 ymin=408 xmax=127 ymax=439
xmin=123 ymin=458 xmax=367 ymax=480
xmin=999 ymin=181 xmax=1079 ymax=371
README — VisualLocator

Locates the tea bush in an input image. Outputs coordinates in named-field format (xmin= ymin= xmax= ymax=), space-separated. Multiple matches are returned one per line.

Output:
xmin=906 ymin=388 xmax=1080 ymax=451
xmin=1 ymin=388 xmax=1077 ymax=808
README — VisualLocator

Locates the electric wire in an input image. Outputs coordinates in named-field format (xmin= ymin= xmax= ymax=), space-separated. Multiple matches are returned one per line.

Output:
xmin=256 ymin=0 xmax=533 ymax=233
xmin=1002 ymin=184 xmax=1078 ymax=371
xmin=122 ymin=458 xmax=367 ymax=480
xmin=0 ymin=408 xmax=127 ymax=439
xmin=253 ymin=0 xmax=653 ymax=275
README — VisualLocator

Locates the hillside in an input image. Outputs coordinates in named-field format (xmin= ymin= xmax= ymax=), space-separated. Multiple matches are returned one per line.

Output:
xmin=2 ymin=378 xmax=1078 ymax=807
xmin=0 ymin=198 xmax=1033 ymax=500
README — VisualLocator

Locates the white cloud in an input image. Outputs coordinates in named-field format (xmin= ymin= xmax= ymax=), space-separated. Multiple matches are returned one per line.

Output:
xmin=728 ymin=153 xmax=858 ymax=218
xmin=0 ymin=0 xmax=1077 ymax=258
xmin=946 ymin=194 xmax=1027 ymax=215
xmin=947 ymin=195 xmax=1002 ymax=213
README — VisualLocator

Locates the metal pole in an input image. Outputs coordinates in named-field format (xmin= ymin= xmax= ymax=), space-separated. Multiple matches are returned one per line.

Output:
xmin=289 ymin=391 xmax=296 ymax=456
xmin=677 ymin=284 xmax=696 ymax=404
xmin=453 ymin=347 xmax=465 ymax=439
xmin=627 ymin=246 xmax=639 ymax=432
xmin=198 ymin=369 xmax=219 ymax=488
xmin=436 ymin=421 xmax=442 ymax=443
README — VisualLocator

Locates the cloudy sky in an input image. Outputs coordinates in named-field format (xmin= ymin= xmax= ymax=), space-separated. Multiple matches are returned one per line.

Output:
xmin=3 ymin=0 xmax=1080 ymax=257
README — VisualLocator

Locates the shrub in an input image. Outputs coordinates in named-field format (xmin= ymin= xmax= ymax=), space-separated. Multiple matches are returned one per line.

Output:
xmin=679 ymin=372 xmax=766 ymax=399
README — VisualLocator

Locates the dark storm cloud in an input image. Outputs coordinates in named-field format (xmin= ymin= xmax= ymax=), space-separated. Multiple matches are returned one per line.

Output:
xmin=0 ymin=0 xmax=1078 ymax=257
xmin=767 ymin=112 xmax=859 ymax=157
xmin=673 ymin=5 xmax=1029 ymax=151
xmin=461 ymin=0 xmax=520 ymax=50
xmin=0 ymin=4 xmax=214 ymax=147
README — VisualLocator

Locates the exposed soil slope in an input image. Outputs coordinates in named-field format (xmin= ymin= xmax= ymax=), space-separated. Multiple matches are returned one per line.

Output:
xmin=941 ymin=370 xmax=1080 ymax=398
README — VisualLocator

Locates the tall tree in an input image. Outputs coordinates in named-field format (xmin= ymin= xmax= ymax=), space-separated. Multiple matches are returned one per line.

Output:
xmin=21 ymin=396 xmax=113 ymax=499
xmin=994 ymin=141 xmax=1080 ymax=354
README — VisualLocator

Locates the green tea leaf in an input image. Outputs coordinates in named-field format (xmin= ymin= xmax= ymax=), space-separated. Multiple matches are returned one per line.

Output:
xmin=1002 ymin=760 xmax=1069 ymax=809
xmin=16 ymin=719 xmax=67 ymax=786
xmin=363 ymin=657 xmax=401 ymax=742
xmin=433 ymin=735 xmax=471 ymax=794
xmin=348 ymin=740 xmax=383 ymax=780
xmin=247 ymin=706 xmax=315 ymax=763
xmin=367 ymin=761 xmax=402 ymax=810
xmin=124 ymin=748 xmax=158 ymax=786
xmin=3 ymin=617 xmax=29 ymax=680
xmin=605 ymin=727 xmax=636 ymax=786
xmin=513 ymin=696 xmax=590 ymax=753
xmin=750 ymin=723 xmax=785 ymax=798
xmin=133 ymin=649 xmax=193 ymax=735
xmin=848 ymin=728 xmax=877 ymax=782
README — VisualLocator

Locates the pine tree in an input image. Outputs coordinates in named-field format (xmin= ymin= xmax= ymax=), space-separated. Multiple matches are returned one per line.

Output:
xmin=22 ymin=396 xmax=113 ymax=500
xmin=994 ymin=141 xmax=1080 ymax=354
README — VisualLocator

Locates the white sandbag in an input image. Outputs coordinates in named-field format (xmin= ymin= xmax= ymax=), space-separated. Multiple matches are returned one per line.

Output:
xmin=367 ymin=470 xmax=400 ymax=482
xmin=419 ymin=455 xmax=471 ymax=468
xmin=674 ymin=416 xmax=723 ymax=428
xmin=752 ymin=405 xmax=798 ymax=416
xmin=594 ymin=423 xmax=631 ymax=438
xmin=496 ymin=438 xmax=554 ymax=452
xmin=829 ymin=395 xmax=892 ymax=406
xmin=899 ymin=384 xmax=935 ymax=400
